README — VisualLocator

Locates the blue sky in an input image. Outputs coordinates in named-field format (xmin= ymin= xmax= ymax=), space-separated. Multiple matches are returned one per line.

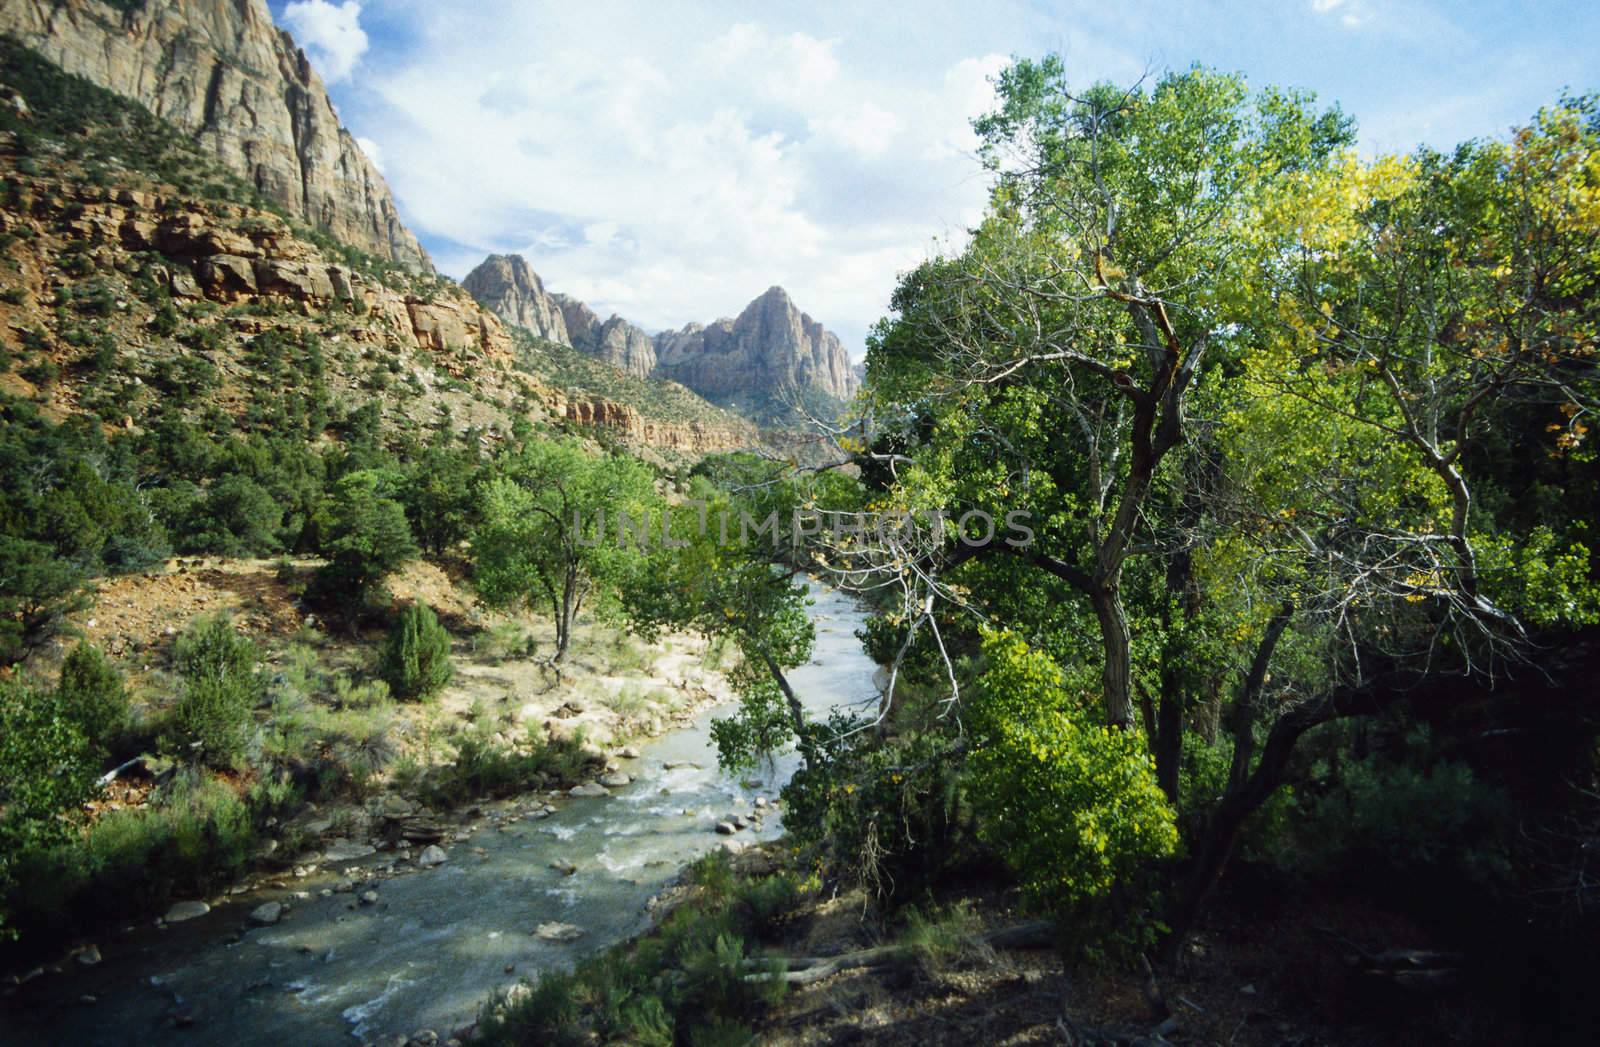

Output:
xmin=270 ymin=1 xmax=1600 ymax=357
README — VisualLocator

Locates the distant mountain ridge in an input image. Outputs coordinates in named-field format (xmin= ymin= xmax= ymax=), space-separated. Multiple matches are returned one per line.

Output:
xmin=464 ymin=254 xmax=859 ymax=421
xmin=0 ymin=0 xmax=431 ymax=271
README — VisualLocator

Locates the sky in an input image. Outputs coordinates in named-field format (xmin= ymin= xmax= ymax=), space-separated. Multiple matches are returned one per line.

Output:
xmin=269 ymin=0 xmax=1600 ymax=359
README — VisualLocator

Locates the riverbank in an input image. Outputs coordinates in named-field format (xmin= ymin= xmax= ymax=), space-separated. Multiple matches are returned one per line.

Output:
xmin=1 ymin=580 xmax=876 ymax=1045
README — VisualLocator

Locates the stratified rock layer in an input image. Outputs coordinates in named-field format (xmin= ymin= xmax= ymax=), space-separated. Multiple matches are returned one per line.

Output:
xmin=0 ymin=0 xmax=431 ymax=270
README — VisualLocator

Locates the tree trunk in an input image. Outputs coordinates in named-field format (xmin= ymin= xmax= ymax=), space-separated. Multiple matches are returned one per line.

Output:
xmin=762 ymin=651 xmax=820 ymax=769
xmin=1093 ymin=585 xmax=1138 ymax=729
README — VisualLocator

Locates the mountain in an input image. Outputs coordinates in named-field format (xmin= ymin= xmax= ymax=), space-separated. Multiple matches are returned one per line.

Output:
xmin=0 ymin=36 xmax=763 ymax=459
xmin=461 ymin=254 xmax=569 ymax=343
xmin=463 ymin=255 xmax=858 ymax=422
xmin=654 ymin=286 xmax=858 ymax=408
xmin=0 ymin=0 xmax=431 ymax=271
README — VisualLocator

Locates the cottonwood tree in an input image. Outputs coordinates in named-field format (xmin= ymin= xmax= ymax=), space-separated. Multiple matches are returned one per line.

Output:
xmin=852 ymin=65 xmax=1600 ymax=957
xmin=472 ymin=438 xmax=657 ymax=663
xmin=860 ymin=61 xmax=1352 ymax=746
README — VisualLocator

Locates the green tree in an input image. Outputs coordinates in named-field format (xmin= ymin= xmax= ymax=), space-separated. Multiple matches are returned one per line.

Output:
xmin=0 ymin=677 xmax=98 ymax=935
xmin=473 ymin=439 xmax=658 ymax=662
xmin=181 ymin=474 xmax=283 ymax=556
xmin=167 ymin=614 xmax=262 ymax=768
xmin=379 ymin=602 xmax=454 ymax=701
xmin=313 ymin=469 xmax=418 ymax=622
xmin=0 ymin=536 xmax=89 ymax=667
xmin=57 ymin=641 xmax=129 ymax=758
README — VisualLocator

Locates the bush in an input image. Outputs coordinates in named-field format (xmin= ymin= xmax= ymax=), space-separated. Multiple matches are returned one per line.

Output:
xmin=167 ymin=615 xmax=262 ymax=768
xmin=965 ymin=630 xmax=1178 ymax=953
xmin=4 ymin=774 xmax=257 ymax=940
xmin=379 ymin=602 xmax=453 ymax=701
xmin=0 ymin=677 xmax=98 ymax=936
xmin=312 ymin=469 xmax=418 ymax=618
xmin=56 ymin=642 xmax=129 ymax=758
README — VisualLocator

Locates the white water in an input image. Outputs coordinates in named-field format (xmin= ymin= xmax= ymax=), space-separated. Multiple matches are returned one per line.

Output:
xmin=1 ymin=584 xmax=875 ymax=1046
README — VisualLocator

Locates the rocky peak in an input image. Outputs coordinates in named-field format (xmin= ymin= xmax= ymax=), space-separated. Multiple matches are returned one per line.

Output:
xmin=0 ymin=0 xmax=431 ymax=271
xmin=654 ymin=285 xmax=858 ymax=404
xmin=462 ymin=254 xmax=569 ymax=344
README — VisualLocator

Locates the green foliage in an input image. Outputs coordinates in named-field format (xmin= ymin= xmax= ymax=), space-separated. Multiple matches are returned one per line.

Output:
xmin=313 ymin=469 xmax=417 ymax=615
xmin=0 ymin=535 xmax=89 ymax=666
xmin=379 ymin=602 xmax=454 ymax=701
xmin=167 ymin=614 xmax=262 ymax=768
xmin=4 ymin=774 xmax=262 ymax=943
xmin=56 ymin=642 xmax=129 ymax=758
xmin=966 ymin=631 xmax=1177 ymax=947
xmin=0 ymin=677 xmax=98 ymax=935
xmin=476 ymin=853 xmax=789 ymax=1046
xmin=473 ymin=438 xmax=659 ymax=659
xmin=1285 ymin=727 xmax=1515 ymax=889
xmin=177 ymin=474 xmax=284 ymax=556
xmin=783 ymin=716 xmax=972 ymax=901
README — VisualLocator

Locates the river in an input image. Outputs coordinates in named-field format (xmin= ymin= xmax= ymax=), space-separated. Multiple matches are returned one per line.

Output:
xmin=1 ymin=583 xmax=876 ymax=1046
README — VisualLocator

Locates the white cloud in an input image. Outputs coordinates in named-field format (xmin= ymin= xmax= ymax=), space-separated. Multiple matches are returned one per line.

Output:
xmin=282 ymin=0 xmax=368 ymax=83
xmin=1309 ymin=0 xmax=1369 ymax=28
xmin=327 ymin=4 xmax=1020 ymax=355
xmin=355 ymin=135 xmax=384 ymax=173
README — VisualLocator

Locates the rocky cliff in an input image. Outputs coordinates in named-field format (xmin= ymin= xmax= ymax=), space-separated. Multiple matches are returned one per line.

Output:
xmin=654 ymin=285 xmax=858 ymax=405
xmin=464 ymin=255 xmax=857 ymax=414
xmin=462 ymin=253 xmax=568 ymax=344
xmin=0 ymin=0 xmax=431 ymax=271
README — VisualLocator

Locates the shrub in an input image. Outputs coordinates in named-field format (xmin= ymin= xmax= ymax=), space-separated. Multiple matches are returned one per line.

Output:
xmin=56 ymin=642 xmax=129 ymax=758
xmin=0 ymin=677 xmax=97 ymax=935
xmin=312 ymin=469 xmax=418 ymax=618
xmin=965 ymin=629 xmax=1178 ymax=953
xmin=167 ymin=615 xmax=262 ymax=768
xmin=379 ymin=602 xmax=453 ymax=701
xmin=0 ymin=536 xmax=88 ymax=667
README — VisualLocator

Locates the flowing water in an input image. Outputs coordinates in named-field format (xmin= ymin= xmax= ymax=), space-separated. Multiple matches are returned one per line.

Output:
xmin=2 ymin=584 xmax=876 ymax=1046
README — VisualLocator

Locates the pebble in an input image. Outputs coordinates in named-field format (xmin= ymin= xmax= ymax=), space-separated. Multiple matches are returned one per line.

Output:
xmin=360 ymin=890 xmax=379 ymax=906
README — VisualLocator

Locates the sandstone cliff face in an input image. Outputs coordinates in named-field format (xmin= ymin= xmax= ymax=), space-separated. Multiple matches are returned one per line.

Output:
xmin=0 ymin=0 xmax=431 ymax=271
xmin=462 ymin=253 xmax=569 ymax=344
xmin=654 ymin=286 xmax=858 ymax=403
xmin=464 ymin=255 xmax=857 ymax=410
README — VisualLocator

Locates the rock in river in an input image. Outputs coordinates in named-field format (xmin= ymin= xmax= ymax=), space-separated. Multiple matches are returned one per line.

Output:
xmin=417 ymin=845 xmax=448 ymax=868
xmin=322 ymin=839 xmax=376 ymax=862
xmin=534 ymin=922 xmax=584 ymax=942
xmin=248 ymin=902 xmax=283 ymax=926
xmin=569 ymin=782 xmax=609 ymax=797
xmin=164 ymin=900 xmax=210 ymax=923
xmin=598 ymin=771 xmax=631 ymax=788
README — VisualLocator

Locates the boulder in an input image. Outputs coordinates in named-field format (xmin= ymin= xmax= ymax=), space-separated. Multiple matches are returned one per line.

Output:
xmin=416 ymin=845 xmax=448 ymax=868
xmin=248 ymin=902 xmax=283 ymax=926
xmin=533 ymin=922 xmax=584 ymax=943
xmin=322 ymin=839 xmax=376 ymax=862
xmin=163 ymin=900 xmax=210 ymax=923
xmin=568 ymin=782 xmax=609 ymax=798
